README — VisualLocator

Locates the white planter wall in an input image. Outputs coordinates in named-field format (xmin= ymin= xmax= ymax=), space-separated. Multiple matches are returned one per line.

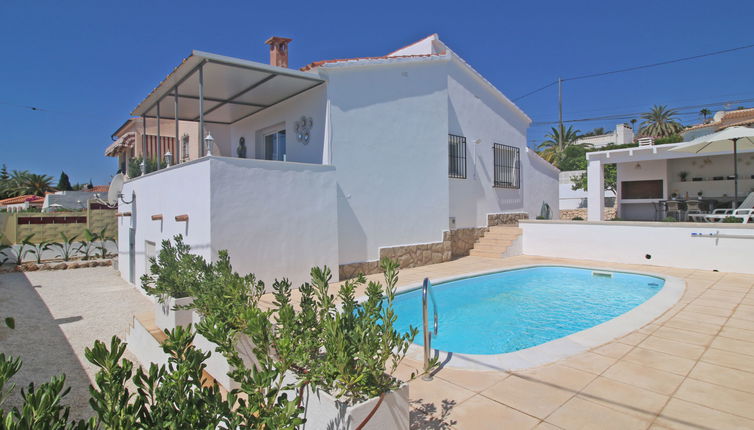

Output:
xmin=299 ymin=383 xmax=409 ymax=430
xmin=118 ymin=156 xmax=339 ymax=289
xmin=153 ymin=296 xmax=194 ymax=332
xmin=520 ymin=220 xmax=754 ymax=274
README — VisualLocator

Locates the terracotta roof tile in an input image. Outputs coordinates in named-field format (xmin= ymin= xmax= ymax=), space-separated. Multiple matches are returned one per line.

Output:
xmin=300 ymin=53 xmax=445 ymax=72
xmin=0 ymin=195 xmax=42 ymax=205
xmin=87 ymin=185 xmax=109 ymax=193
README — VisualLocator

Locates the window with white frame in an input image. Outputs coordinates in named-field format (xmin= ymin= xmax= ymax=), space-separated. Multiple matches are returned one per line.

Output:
xmin=493 ymin=143 xmax=520 ymax=188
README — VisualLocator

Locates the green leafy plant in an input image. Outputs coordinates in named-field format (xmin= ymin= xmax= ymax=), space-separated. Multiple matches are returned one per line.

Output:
xmin=662 ymin=216 xmax=678 ymax=222
xmin=1 ymin=234 xmax=35 ymax=265
xmin=141 ymin=235 xmax=208 ymax=302
xmin=722 ymin=216 xmax=744 ymax=223
xmin=76 ymin=229 xmax=97 ymax=261
xmin=571 ymin=216 xmax=584 ymax=221
xmin=23 ymin=239 xmax=53 ymax=264
xmin=94 ymin=227 xmax=114 ymax=259
xmin=679 ymin=171 xmax=688 ymax=182
xmin=609 ymin=217 xmax=624 ymax=221
xmin=52 ymin=232 xmax=79 ymax=262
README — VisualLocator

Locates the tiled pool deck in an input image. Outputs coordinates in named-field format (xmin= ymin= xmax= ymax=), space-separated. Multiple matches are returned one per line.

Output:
xmin=259 ymin=255 xmax=754 ymax=430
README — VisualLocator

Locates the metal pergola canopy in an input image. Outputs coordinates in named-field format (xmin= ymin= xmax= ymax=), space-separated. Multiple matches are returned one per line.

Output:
xmin=131 ymin=50 xmax=324 ymax=125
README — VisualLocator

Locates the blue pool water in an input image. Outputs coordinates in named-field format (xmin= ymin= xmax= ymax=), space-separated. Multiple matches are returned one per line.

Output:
xmin=392 ymin=266 xmax=663 ymax=355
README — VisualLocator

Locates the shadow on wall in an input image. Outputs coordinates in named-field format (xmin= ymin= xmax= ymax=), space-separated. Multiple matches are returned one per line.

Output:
xmin=336 ymin=185 xmax=367 ymax=263
xmin=0 ymin=272 xmax=92 ymax=420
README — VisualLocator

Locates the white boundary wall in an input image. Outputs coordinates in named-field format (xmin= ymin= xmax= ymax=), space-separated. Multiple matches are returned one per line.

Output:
xmin=520 ymin=220 xmax=754 ymax=274
xmin=118 ymin=156 xmax=338 ymax=289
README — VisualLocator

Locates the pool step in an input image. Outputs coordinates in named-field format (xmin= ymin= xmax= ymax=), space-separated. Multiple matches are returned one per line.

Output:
xmin=468 ymin=226 xmax=523 ymax=258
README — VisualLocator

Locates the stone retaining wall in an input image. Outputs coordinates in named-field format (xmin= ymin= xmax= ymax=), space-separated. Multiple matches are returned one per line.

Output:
xmin=339 ymin=212 xmax=529 ymax=279
xmin=559 ymin=207 xmax=617 ymax=220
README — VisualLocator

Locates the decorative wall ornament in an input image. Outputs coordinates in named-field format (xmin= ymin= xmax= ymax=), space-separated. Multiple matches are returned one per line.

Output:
xmin=295 ymin=116 xmax=313 ymax=144
xmin=237 ymin=137 xmax=247 ymax=158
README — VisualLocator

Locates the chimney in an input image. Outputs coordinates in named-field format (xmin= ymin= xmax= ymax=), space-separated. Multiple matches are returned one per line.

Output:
xmin=265 ymin=36 xmax=292 ymax=68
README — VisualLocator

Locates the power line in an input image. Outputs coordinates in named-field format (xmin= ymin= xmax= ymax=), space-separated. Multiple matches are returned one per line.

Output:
xmin=512 ymin=41 xmax=754 ymax=102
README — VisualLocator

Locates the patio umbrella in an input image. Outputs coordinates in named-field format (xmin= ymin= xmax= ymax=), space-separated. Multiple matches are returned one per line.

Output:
xmin=670 ymin=126 xmax=754 ymax=207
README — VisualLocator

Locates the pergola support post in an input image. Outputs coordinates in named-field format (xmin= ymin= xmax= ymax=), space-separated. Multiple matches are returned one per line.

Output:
xmin=199 ymin=64 xmax=205 ymax=156
xmin=174 ymin=89 xmax=180 ymax=163
xmin=587 ymin=158 xmax=605 ymax=221
xmin=156 ymin=103 xmax=161 ymax=169
xmin=141 ymin=115 xmax=147 ymax=175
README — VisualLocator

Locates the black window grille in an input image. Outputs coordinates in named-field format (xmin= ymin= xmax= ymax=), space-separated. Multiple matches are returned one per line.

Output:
xmin=493 ymin=143 xmax=520 ymax=188
xmin=448 ymin=134 xmax=467 ymax=179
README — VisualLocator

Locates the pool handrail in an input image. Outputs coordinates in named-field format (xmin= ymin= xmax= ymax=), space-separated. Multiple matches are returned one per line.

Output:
xmin=422 ymin=277 xmax=438 ymax=381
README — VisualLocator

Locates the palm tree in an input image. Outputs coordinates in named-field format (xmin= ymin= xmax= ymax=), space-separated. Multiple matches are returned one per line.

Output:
xmin=537 ymin=125 xmax=581 ymax=167
xmin=639 ymin=105 xmax=683 ymax=138
xmin=699 ymin=108 xmax=712 ymax=122
xmin=13 ymin=172 xmax=55 ymax=196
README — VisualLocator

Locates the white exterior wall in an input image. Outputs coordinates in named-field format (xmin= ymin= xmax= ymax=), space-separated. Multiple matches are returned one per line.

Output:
xmin=117 ymin=156 xmax=338 ymax=289
xmin=616 ymin=159 xmax=668 ymax=220
xmin=521 ymin=221 xmax=754 ymax=274
xmin=324 ymin=61 xmax=450 ymax=263
xmin=229 ymin=85 xmax=326 ymax=165
xmin=208 ymin=157 xmax=338 ymax=287
xmin=446 ymin=60 xmax=557 ymax=226
xmin=118 ymin=159 xmax=213 ymax=287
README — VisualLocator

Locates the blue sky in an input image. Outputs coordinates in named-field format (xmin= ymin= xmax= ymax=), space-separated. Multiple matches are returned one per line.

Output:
xmin=2 ymin=0 xmax=754 ymax=184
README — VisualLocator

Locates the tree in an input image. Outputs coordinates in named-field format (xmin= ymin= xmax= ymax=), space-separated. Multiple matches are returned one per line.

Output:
xmin=0 ymin=164 xmax=8 ymax=180
xmin=639 ymin=105 xmax=683 ymax=137
xmin=571 ymin=164 xmax=617 ymax=195
xmin=87 ymin=179 xmax=94 ymax=189
xmin=699 ymin=108 xmax=712 ymax=122
xmin=537 ymin=124 xmax=581 ymax=168
xmin=57 ymin=171 xmax=73 ymax=191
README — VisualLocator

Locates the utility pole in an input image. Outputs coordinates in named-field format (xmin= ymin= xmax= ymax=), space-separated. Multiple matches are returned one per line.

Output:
xmin=558 ymin=77 xmax=563 ymax=150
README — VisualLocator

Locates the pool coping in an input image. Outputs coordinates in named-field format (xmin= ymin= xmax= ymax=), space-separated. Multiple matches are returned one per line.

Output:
xmin=368 ymin=263 xmax=685 ymax=372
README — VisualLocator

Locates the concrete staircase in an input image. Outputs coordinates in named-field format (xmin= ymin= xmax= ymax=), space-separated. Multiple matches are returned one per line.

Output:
xmin=468 ymin=226 xmax=523 ymax=259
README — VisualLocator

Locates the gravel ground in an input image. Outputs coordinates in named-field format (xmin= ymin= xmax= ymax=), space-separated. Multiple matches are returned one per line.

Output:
xmin=0 ymin=266 xmax=151 ymax=420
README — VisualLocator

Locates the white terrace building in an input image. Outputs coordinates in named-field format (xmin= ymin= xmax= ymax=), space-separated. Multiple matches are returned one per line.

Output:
xmin=585 ymin=140 xmax=754 ymax=221
xmin=112 ymin=34 xmax=559 ymax=287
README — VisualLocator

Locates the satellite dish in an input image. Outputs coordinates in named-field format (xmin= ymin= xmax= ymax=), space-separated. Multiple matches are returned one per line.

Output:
xmin=108 ymin=173 xmax=125 ymax=205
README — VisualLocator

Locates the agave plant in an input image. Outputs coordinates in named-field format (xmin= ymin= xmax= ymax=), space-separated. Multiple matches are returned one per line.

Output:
xmin=76 ymin=229 xmax=98 ymax=261
xmin=52 ymin=232 xmax=79 ymax=262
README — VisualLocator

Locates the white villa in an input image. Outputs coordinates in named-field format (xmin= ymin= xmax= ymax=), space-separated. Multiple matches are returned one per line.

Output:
xmin=109 ymin=34 xmax=559 ymax=287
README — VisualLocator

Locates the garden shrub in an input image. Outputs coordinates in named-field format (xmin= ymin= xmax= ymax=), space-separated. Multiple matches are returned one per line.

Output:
xmin=721 ymin=216 xmax=744 ymax=223
xmin=571 ymin=216 xmax=584 ymax=221
xmin=662 ymin=216 xmax=678 ymax=222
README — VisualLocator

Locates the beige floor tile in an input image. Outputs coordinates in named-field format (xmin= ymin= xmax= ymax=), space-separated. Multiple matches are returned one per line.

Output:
xmin=546 ymin=397 xmax=650 ymax=430
xmin=602 ymin=361 xmax=684 ymax=395
xmin=482 ymin=375 xmax=574 ymax=419
xmin=618 ymin=332 xmax=649 ymax=346
xmin=674 ymin=378 xmax=754 ymax=420
xmin=638 ymin=336 xmax=706 ymax=360
xmin=448 ymin=395 xmax=539 ymax=430
xmin=621 ymin=347 xmax=696 ymax=376
xmin=724 ymin=317 xmax=754 ymax=331
xmin=592 ymin=342 xmax=633 ymax=359
xmin=732 ymin=305 xmax=754 ymax=322
xmin=709 ymin=336 xmax=754 ymax=357
xmin=718 ymin=325 xmax=754 ymax=342
xmin=532 ymin=422 xmax=561 ymax=430
xmin=690 ymin=298 xmax=738 ymax=311
xmin=578 ymin=376 xmax=668 ymax=419
xmin=681 ymin=304 xmax=733 ymax=318
xmin=654 ymin=398 xmax=754 ymax=430
xmin=559 ymin=352 xmax=616 ymax=375
xmin=671 ymin=310 xmax=728 ymax=326
xmin=662 ymin=318 xmax=721 ymax=335
xmin=688 ymin=361 xmax=754 ymax=394
xmin=700 ymin=348 xmax=754 ymax=373
xmin=409 ymin=376 xmax=476 ymax=419
xmin=516 ymin=364 xmax=596 ymax=392
xmin=650 ymin=326 xmax=715 ymax=346
xmin=434 ymin=367 xmax=509 ymax=393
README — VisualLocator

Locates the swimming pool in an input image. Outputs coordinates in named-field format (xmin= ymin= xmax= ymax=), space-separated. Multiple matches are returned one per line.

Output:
xmin=392 ymin=266 xmax=664 ymax=355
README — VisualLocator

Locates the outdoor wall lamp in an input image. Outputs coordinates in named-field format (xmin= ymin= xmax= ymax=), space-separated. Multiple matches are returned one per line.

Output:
xmin=164 ymin=152 xmax=173 ymax=167
xmin=205 ymin=133 xmax=214 ymax=156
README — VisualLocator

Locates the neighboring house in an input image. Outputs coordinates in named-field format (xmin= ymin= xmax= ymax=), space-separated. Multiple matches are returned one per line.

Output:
xmin=682 ymin=107 xmax=754 ymax=141
xmin=574 ymin=123 xmax=634 ymax=149
xmin=113 ymin=34 xmax=559 ymax=288
xmin=0 ymin=195 xmax=44 ymax=212
xmin=106 ymin=118 xmax=201 ymax=175
xmin=42 ymin=187 xmax=110 ymax=212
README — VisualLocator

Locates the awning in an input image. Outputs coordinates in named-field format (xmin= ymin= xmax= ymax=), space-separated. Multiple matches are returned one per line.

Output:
xmin=131 ymin=50 xmax=324 ymax=125
xmin=104 ymin=132 xmax=136 ymax=156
